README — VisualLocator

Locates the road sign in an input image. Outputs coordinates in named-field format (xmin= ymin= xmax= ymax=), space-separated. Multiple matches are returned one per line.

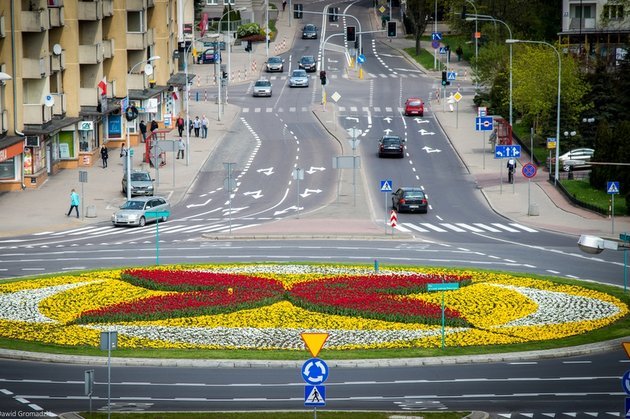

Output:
xmin=427 ymin=282 xmax=460 ymax=291
xmin=475 ymin=117 xmax=493 ymax=131
xmin=624 ymin=342 xmax=630 ymax=359
xmin=438 ymin=46 xmax=447 ymax=55
xmin=357 ymin=54 xmax=366 ymax=64
xmin=495 ymin=145 xmax=521 ymax=159
xmin=546 ymin=137 xmax=557 ymax=149
xmin=478 ymin=106 xmax=487 ymax=117
xmin=522 ymin=162 xmax=537 ymax=178
xmin=389 ymin=210 xmax=397 ymax=227
xmin=380 ymin=180 xmax=392 ymax=192
xmin=302 ymin=358 xmax=329 ymax=385
xmin=431 ymin=40 xmax=439 ymax=49
xmin=304 ymin=385 xmax=326 ymax=406
xmin=301 ymin=333 xmax=329 ymax=358
xmin=623 ymin=370 xmax=630 ymax=394
xmin=453 ymin=92 xmax=462 ymax=102
xmin=626 ymin=398 xmax=630 ymax=418
xmin=432 ymin=32 xmax=442 ymax=41
xmin=447 ymin=71 xmax=456 ymax=80
xmin=607 ymin=181 xmax=620 ymax=195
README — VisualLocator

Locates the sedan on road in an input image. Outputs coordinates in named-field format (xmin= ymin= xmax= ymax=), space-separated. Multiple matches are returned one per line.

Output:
xmin=252 ymin=79 xmax=272 ymax=97
xmin=378 ymin=135 xmax=405 ymax=158
xmin=392 ymin=187 xmax=428 ymax=213
xmin=299 ymin=55 xmax=317 ymax=72
xmin=122 ymin=170 xmax=155 ymax=196
xmin=404 ymin=97 xmax=424 ymax=116
xmin=302 ymin=24 xmax=318 ymax=39
xmin=265 ymin=56 xmax=284 ymax=72
xmin=112 ymin=196 xmax=170 ymax=227
xmin=289 ymin=69 xmax=309 ymax=87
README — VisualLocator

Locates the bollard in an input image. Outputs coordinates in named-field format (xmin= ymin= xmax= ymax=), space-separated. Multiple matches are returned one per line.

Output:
xmin=195 ymin=91 xmax=199 ymax=101
xmin=374 ymin=259 xmax=379 ymax=272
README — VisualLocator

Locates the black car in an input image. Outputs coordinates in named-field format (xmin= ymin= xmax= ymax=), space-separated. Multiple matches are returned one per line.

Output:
xmin=392 ymin=187 xmax=428 ymax=213
xmin=299 ymin=55 xmax=317 ymax=72
xmin=378 ymin=135 xmax=404 ymax=158
xmin=302 ymin=24 xmax=318 ymax=39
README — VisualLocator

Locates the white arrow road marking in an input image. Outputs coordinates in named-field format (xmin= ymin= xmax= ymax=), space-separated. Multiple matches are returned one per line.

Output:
xmin=300 ymin=188 xmax=322 ymax=198
xmin=257 ymin=167 xmax=274 ymax=176
xmin=345 ymin=117 xmax=359 ymax=122
xmin=222 ymin=207 xmax=248 ymax=215
xmin=418 ymin=129 xmax=435 ymax=135
xmin=186 ymin=198 xmax=212 ymax=208
xmin=306 ymin=166 xmax=326 ymax=174
xmin=384 ymin=128 xmax=393 ymax=135
xmin=383 ymin=117 xmax=392 ymax=123
xmin=422 ymin=146 xmax=441 ymax=153
xmin=415 ymin=118 xmax=430 ymax=124
xmin=274 ymin=206 xmax=300 ymax=216
xmin=243 ymin=190 xmax=263 ymax=199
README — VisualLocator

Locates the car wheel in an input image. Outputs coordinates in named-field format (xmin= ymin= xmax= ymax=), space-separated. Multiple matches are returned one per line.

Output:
xmin=160 ymin=216 xmax=168 ymax=222
xmin=139 ymin=217 xmax=146 ymax=227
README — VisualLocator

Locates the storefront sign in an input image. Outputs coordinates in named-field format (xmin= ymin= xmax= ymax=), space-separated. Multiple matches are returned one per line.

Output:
xmin=0 ymin=142 xmax=24 ymax=163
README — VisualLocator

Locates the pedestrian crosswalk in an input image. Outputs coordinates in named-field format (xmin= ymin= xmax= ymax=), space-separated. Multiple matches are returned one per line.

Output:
xmin=242 ymin=105 xmax=414 ymax=114
xmin=395 ymin=222 xmax=538 ymax=234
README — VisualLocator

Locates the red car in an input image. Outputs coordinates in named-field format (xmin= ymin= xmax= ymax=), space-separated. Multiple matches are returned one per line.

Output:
xmin=404 ymin=98 xmax=424 ymax=116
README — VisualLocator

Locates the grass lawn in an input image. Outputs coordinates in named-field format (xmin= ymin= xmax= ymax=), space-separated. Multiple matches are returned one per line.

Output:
xmin=562 ymin=179 xmax=627 ymax=215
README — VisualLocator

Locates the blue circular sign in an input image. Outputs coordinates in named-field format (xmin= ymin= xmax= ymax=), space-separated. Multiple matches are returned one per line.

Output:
xmin=623 ymin=370 xmax=630 ymax=394
xmin=521 ymin=162 xmax=537 ymax=179
xmin=431 ymin=40 xmax=439 ymax=49
xmin=301 ymin=358 xmax=329 ymax=385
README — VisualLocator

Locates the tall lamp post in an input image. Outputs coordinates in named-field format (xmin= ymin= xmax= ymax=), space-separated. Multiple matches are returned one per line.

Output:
xmin=507 ymin=39 xmax=561 ymax=184
xmin=578 ymin=234 xmax=630 ymax=293
xmin=464 ymin=0 xmax=478 ymax=89
xmin=125 ymin=56 xmax=160 ymax=201
xmin=225 ymin=7 xmax=247 ymax=105
xmin=466 ymin=14 xmax=511 ymax=127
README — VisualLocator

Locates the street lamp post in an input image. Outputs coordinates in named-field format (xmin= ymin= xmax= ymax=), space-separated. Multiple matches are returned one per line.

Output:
xmin=467 ymin=14 xmax=511 ymax=127
xmin=125 ymin=56 xmax=160 ymax=201
xmin=464 ymin=0 xmax=478 ymax=89
xmin=507 ymin=39 xmax=561 ymax=184
xmin=225 ymin=7 xmax=247 ymax=104
xmin=578 ymin=234 xmax=630 ymax=293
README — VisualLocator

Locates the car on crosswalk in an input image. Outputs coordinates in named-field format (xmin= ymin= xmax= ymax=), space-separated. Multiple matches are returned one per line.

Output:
xmin=111 ymin=196 xmax=170 ymax=227
xmin=392 ymin=187 xmax=428 ymax=213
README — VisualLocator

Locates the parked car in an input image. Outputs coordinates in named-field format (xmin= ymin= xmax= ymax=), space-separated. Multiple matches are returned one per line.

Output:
xmin=378 ymin=135 xmax=405 ymax=158
xmin=302 ymin=24 xmax=318 ymax=39
xmin=299 ymin=55 xmax=317 ymax=72
xmin=558 ymin=148 xmax=594 ymax=171
xmin=198 ymin=48 xmax=220 ymax=64
xmin=122 ymin=170 xmax=154 ymax=196
xmin=404 ymin=98 xmax=424 ymax=117
xmin=265 ymin=56 xmax=285 ymax=72
xmin=392 ymin=187 xmax=428 ymax=213
xmin=289 ymin=69 xmax=309 ymax=87
xmin=111 ymin=196 xmax=170 ymax=227
xmin=253 ymin=79 xmax=272 ymax=97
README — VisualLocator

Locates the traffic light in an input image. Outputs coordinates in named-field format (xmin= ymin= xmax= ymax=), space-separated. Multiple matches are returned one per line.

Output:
xmin=319 ymin=70 xmax=327 ymax=85
xmin=346 ymin=26 xmax=356 ymax=43
xmin=387 ymin=21 xmax=397 ymax=37
xmin=441 ymin=71 xmax=450 ymax=86
xmin=294 ymin=4 xmax=303 ymax=19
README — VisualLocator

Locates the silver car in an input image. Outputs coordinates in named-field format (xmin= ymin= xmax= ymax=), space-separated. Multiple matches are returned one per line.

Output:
xmin=122 ymin=170 xmax=154 ymax=196
xmin=289 ymin=69 xmax=309 ymax=87
xmin=111 ymin=196 xmax=170 ymax=227
xmin=252 ymin=79 xmax=272 ymax=97
xmin=265 ymin=56 xmax=284 ymax=72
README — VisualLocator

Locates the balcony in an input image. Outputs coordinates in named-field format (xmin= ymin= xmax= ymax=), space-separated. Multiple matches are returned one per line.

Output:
xmin=127 ymin=0 xmax=147 ymax=11
xmin=102 ymin=38 xmax=115 ymax=59
xmin=77 ymin=0 xmax=103 ymax=21
xmin=128 ymin=73 xmax=148 ymax=91
xmin=1 ymin=110 xmax=8 ymax=133
xmin=21 ymin=10 xmax=50 ymax=32
xmin=102 ymin=0 xmax=113 ymax=17
xmin=22 ymin=57 xmax=51 ymax=79
xmin=51 ymin=93 xmax=66 ymax=116
xmin=127 ymin=31 xmax=149 ymax=50
xmin=23 ymin=104 xmax=52 ymax=125
xmin=78 ymin=43 xmax=103 ymax=64
xmin=79 ymin=87 xmax=98 ymax=106
xmin=48 ymin=5 xmax=64 ymax=27
xmin=50 ymin=49 xmax=66 ymax=72
xmin=0 ymin=15 xmax=5 ymax=38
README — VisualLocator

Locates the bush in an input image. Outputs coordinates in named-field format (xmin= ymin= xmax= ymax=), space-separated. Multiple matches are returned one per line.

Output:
xmin=237 ymin=22 xmax=261 ymax=39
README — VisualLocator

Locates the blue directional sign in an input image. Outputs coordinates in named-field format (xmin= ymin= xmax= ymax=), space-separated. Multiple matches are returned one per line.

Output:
xmin=302 ymin=358 xmax=329 ymax=385
xmin=475 ymin=117 xmax=493 ymax=131
xmin=304 ymin=385 xmax=326 ymax=406
xmin=607 ymin=181 xmax=620 ymax=195
xmin=357 ymin=54 xmax=366 ymax=64
xmin=432 ymin=32 xmax=442 ymax=41
xmin=495 ymin=145 xmax=521 ymax=159
xmin=447 ymin=71 xmax=456 ymax=81
xmin=380 ymin=180 xmax=392 ymax=192
xmin=438 ymin=46 xmax=447 ymax=55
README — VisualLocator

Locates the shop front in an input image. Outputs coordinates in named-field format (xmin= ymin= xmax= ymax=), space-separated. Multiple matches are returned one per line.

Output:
xmin=0 ymin=136 xmax=25 ymax=192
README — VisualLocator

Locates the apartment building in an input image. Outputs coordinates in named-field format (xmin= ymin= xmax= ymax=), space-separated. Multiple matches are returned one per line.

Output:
xmin=560 ymin=0 xmax=630 ymax=66
xmin=0 ymin=0 xmax=182 ymax=192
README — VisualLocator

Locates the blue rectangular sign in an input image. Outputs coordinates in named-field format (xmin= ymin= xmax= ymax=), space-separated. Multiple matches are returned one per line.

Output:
xmin=447 ymin=71 xmax=456 ymax=80
xmin=495 ymin=145 xmax=521 ymax=159
xmin=475 ymin=117 xmax=493 ymax=131
xmin=305 ymin=385 xmax=326 ymax=406
xmin=380 ymin=180 xmax=392 ymax=192
xmin=432 ymin=32 xmax=442 ymax=41
xmin=427 ymin=282 xmax=460 ymax=292
xmin=607 ymin=181 xmax=620 ymax=195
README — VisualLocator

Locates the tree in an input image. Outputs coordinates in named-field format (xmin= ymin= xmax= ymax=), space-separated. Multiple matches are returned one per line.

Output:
xmin=404 ymin=0 xmax=432 ymax=55
xmin=589 ymin=120 xmax=614 ymax=190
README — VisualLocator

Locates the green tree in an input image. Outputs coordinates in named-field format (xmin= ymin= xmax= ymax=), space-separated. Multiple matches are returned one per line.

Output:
xmin=404 ymin=0 xmax=432 ymax=55
xmin=589 ymin=120 xmax=614 ymax=189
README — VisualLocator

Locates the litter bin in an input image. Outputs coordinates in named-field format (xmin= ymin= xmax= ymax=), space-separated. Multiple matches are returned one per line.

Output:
xmin=86 ymin=205 xmax=97 ymax=218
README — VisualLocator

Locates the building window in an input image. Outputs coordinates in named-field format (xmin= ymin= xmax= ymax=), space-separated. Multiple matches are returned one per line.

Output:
xmin=603 ymin=4 xmax=624 ymax=20
xmin=127 ymin=11 xmax=146 ymax=32
xmin=0 ymin=157 xmax=15 ymax=180
xmin=206 ymin=0 xmax=218 ymax=4
xmin=223 ymin=0 xmax=235 ymax=5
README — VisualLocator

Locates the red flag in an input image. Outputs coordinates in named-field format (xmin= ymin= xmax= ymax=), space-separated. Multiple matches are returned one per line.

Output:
xmin=198 ymin=12 xmax=208 ymax=37
xmin=97 ymin=77 xmax=107 ymax=96
xmin=172 ymin=91 xmax=178 ymax=100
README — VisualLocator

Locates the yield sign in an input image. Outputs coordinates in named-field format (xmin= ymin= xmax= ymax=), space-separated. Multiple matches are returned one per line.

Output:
xmin=623 ymin=342 xmax=630 ymax=359
xmin=301 ymin=332 xmax=329 ymax=358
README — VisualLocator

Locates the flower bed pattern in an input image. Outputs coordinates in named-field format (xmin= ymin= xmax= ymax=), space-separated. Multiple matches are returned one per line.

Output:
xmin=0 ymin=264 xmax=626 ymax=350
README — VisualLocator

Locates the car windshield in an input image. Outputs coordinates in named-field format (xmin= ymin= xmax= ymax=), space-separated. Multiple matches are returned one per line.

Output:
xmin=382 ymin=137 xmax=400 ymax=144
xmin=255 ymin=80 xmax=271 ymax=86
xmin=408 ymin=100 xmax=422 ymax=106
xmin=292 ymin=70 xmax=306 ymax=77
xmin=304 ymin=25 xmax=315 ymax=31
xmin=121 ymin=200 xmax=146 ymax=210
xmin=404 ymin=191 xmax=425 ymax=198
xmin=301 ymin=56 xmax=314 ymax=63
xmin=268 ymin=57 xmax=282 ymax=63
xmin=131 ymin=172 xmax=151 ymax=181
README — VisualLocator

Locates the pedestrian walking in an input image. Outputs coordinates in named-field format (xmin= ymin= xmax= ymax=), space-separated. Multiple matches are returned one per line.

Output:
xmin=193 ymin=116 xmax=201 ymax=137
xmin=455 ymin=45 xmax=463 ymax=62
xmin=201 ymin=115 xmax=209 ymax=138
xmin=100 ymin=145 xmax=109 ymax=168
xmin=120 ymin=144 xmax=128 ymax=173
xmin=282 ymin=0 xmax=287 ymax=11
xmin=189 ymin=118 xmax=194 ymax=135
xmin=176 ymin=116 xmax=185 ymax=137
xmin=150 ymin=119 xmax=159 ymax=133
xmin=176 ymin=137 xmax=185 ymax=159
xmin=139 ymin=120 xmax=147 ymax=142
xmin=67 ymin=189 xmax=80 ymax=218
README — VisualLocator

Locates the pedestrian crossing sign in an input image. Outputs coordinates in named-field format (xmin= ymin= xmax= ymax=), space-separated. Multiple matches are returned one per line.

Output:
xmin=304 ymin=385 xmax=326 ymax=406
xmin=607 ymin=181 xmax=620 ymax=195
xmin=380 ymin=180 xmax=392 ymax=192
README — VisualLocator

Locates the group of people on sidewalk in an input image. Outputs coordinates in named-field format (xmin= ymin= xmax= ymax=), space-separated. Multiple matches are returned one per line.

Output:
xmin=176 ymin=115 xmax=209 ymax=139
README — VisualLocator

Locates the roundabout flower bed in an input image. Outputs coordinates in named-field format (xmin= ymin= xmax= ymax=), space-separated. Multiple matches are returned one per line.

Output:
xmin=0 ymin=264 xmax=626 ymax=351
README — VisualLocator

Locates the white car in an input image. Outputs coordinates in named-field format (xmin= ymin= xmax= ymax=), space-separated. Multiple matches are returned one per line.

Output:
xmin=252 ymin=79 xmax=272 ymax=97
xmin=111 ymin=196 xmax=170 ymax=227
xmin=558 ymin=148 xmax=594 ymax=171
xmin=289 ymin=69 xmax=309 ymax=88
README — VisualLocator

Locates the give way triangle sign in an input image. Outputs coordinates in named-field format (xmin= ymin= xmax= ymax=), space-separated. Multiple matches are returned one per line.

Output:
xmin=301 ymin=332 xmax=329 ymax=358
